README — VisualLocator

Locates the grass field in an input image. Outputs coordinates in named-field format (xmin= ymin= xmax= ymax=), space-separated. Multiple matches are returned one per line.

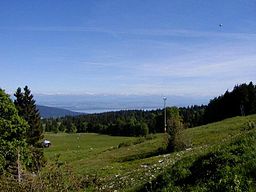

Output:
xmin=44 ymin=114 xmax=256 ymax=191
xmin=182 ymin=114 xmax=256 ymax=146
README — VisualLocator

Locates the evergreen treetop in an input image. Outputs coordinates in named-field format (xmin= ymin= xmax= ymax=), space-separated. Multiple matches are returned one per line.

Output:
xmin=14 ymin=86 xmax=43 ymax=146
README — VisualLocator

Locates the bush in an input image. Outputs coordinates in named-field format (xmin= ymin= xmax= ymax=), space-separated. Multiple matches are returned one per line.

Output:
xmin=0 ymin=158 xmax=101 ymax=191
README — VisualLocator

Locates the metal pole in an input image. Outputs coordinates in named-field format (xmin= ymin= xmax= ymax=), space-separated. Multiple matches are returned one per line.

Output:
xmin=163 ymin=97 xmax=167 ymax=133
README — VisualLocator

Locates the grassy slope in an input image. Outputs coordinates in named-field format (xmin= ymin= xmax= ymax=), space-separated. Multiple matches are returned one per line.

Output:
xmin=183 ymin=115 xmax=256 ymax=146
xmin=138 ymin=115 xmax=256 ymax=191
xmin=44 ymin=114 xmax=256 ymax=191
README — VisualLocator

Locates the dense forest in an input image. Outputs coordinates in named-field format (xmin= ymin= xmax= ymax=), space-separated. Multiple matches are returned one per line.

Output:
xmin=204 ymin=82 xmax=256 ymax=123
xmin=43 ymin=82 xmax=256 ymax=136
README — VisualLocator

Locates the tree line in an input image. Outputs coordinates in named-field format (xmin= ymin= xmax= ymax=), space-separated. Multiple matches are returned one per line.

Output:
xmin=204 ymin=82 xmax=256 ymax=123
xmin=42 ymin=104 xmax=206 ymax=136
xmin=42 ymin=82 xmax=256 ymax=137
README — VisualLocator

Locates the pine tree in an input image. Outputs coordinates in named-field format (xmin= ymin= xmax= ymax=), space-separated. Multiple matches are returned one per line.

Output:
xmin=14 ymin=86 xmax=43 ymax=146
xmin=14 ymin=86 xmax=45 ymax=171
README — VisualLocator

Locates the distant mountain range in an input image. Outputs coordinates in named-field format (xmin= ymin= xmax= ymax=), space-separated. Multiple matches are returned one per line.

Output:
xmin=37 ymin=105 xmax=83 ymax=118
xmin=34 ymin=94 xmax=210 ymax=114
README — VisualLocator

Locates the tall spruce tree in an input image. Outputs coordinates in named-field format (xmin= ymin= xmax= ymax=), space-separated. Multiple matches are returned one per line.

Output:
xmin=14 ymin=86 xmax=45 ymax=171
xmin=14 ymin=86 xmax=43 ymax=146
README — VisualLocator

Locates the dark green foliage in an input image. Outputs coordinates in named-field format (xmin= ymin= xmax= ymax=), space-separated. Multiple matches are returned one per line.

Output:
xmin=14 ymin=86 xmax=43 ymax=146
xmin=42 ymin=82 xmax=256 ymax=137
xmin=58 ymin=122 xmax=67 ymax=132
xmin=27 ymin=146 xmax=46 ymax=172
xmin=204 ymin=82 xmax=256 ymax=123
xmin=44 ymin=118 xmax=60 ymax=132
xmin=14 ymin=86 xmax=45 ymax=171
xmin=42 ymin=107 xmax=202 ymax=136
xmin=179 ymin=105 xmax=206 ymax=128
xmin=0 ymin=89 xmax=29 ymax=174
xmin=166 ymin=107 xmax=185 ymax=152
xmin=51 ymin=119 xmax=59 ymax=133
xmin=43 ymin=111 xmax=152 ymax=136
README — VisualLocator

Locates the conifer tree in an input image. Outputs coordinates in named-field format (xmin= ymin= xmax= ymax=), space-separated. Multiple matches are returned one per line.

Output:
xmin=14 ymin=86 xmax=43 ymax=146
xmin=14 ymin=86 xmax=45 ymax=171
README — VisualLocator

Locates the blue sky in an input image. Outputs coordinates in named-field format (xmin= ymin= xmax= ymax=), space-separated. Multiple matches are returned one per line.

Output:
xmin=1 ymin=0 xmax=256 ymax=100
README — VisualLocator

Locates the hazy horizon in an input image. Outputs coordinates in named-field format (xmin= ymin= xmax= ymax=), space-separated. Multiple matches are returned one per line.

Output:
xmin=31 ymin=93 xmax=210 ymax=113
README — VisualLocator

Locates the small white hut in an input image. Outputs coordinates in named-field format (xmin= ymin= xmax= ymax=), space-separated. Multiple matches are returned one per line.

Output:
xmin=42 ymin=139 xmax=51 ymax=147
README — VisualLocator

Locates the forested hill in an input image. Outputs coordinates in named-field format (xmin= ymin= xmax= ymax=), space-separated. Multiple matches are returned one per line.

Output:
xmin=37 ymin=105 xmax=83 ymax=118
xmin=42 ymin=82 xmax=256 ymax=135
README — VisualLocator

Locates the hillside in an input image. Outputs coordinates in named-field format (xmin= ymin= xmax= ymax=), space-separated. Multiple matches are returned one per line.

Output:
xmin=43 ymin=114 xmax=256 ymax=191
xmin=137 ymin=115 xmax=256 ymax=191
xmin=37 ymin=105 xmax=83 ymax=118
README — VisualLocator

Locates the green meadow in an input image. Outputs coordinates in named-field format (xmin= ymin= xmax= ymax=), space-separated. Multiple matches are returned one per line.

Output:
xmin=43 ymin=114 xmax=256 ymax=191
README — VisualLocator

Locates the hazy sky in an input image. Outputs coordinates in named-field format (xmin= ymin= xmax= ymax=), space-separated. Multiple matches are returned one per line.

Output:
xmin=1 ymin=0 xmax=256 ymax=98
